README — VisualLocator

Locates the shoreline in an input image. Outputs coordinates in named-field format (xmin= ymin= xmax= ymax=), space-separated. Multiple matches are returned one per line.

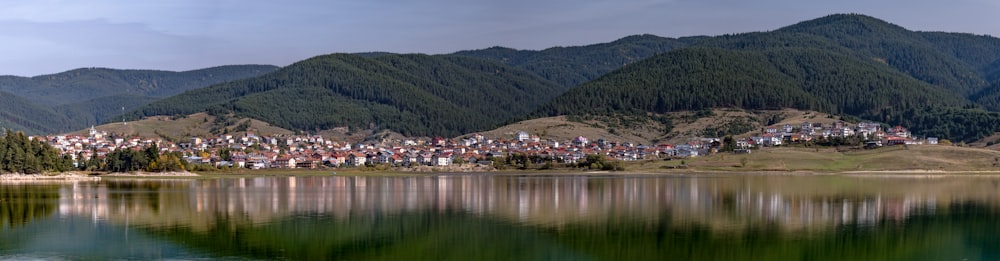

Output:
xmin=6 ymin=168 xmax=1000 ymax=182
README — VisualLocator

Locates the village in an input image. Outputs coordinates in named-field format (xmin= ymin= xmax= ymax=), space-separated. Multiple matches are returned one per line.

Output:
xmin=36 ymin=121 xmax=935 ymax=171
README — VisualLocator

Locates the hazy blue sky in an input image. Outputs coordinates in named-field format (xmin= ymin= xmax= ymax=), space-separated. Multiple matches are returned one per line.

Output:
xmin=1 ymin=0 xmax=997 ymax=76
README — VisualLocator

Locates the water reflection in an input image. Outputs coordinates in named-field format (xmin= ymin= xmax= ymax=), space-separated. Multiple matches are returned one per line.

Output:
xmin=4 ymin=174 xmax=1000 ymax=260
xmin=47 ymin=175 xmax=1000 ymax=232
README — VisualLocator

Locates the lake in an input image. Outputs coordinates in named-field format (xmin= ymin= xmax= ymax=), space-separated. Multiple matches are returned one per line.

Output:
xmin=2 ymin=174 xmax=999 ymax=260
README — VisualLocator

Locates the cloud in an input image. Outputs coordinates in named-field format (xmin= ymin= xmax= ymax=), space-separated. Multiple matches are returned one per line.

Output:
xmin=0 ymin=19 xmax=237 ymax=76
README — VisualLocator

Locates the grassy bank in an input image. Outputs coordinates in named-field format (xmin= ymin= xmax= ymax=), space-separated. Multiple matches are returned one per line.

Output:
xmin=628 ymin=145 xmax=1000 ymax=173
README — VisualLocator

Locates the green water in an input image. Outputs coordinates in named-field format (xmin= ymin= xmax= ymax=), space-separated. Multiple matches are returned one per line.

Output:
xmin=1 ymin=174 xmax=999 ymax=260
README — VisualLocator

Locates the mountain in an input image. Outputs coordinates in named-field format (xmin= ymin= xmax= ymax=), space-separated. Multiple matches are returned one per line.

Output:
xmin=25 ymin=13 xmax=1000 ymax=142
xmin=772 ymin=14 xmax=997 ymax=95
xmin=133 ymin=54 xmax=565 ymax=137
xmin=0 ymin=65 xmax=278 ymax=134
xmin=452 ymin=34 xmax=693 ymax=88
xmin=538 ymin=14 xmax=1000 ymax=142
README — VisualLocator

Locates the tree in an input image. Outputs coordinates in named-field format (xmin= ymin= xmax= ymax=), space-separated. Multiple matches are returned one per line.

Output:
xmin=722 ymin=136 xmax=736 ymax=152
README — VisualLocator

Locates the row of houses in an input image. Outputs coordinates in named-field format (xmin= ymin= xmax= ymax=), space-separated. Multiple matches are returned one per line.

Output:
xmin=37 ymin=121 xmax=930 ymax=170
xmin=746 ymin=121 xmax=931 ymax=148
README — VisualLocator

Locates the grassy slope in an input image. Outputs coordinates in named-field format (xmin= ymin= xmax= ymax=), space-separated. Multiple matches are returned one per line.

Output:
xmin=469 ymin=108 xmax=844 ymax=145
xmin=67 ymin=113 xmax=293 ymax=140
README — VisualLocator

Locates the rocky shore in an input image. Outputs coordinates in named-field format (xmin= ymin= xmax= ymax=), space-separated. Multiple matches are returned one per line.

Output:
xmin=102 ymin=171 xmax=200 ymax=177
xmin=0 ymin=173 xmax=101 ymax=182
xmin=1 ymin=171 xmax=200 ymax=182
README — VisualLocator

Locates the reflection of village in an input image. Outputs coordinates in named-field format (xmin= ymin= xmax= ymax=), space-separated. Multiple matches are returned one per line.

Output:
xmin=55 ymin=176 xmax=1000 ymax=232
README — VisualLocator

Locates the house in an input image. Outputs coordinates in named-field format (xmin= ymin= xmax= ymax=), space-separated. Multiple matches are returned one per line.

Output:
xmin=416 ymin=153 xmax=433 ymax=166
xmin=348 ymin=153 xmax=367 ymax=167
xmin=431 ymin=137 xmax=446 ymax=146
xmin=736 ymin=139 xmax=751 ymax=149
xmin=324 ymin=157 xmax=342 ymax=167
xmin=296 ymin=159 xmax=317 ymax=169
xmin=886 ymin=137 xmax=909 ymax=146
xmin=248 ymin=160 xmax=266 ymax=169
xmin=403 ymin=153 xmax=419 ymax=165
xmin=840 ymin=127 xmax=856 ymax=137
xmin=461 ymin=153 xmax=480 ymax=164
xmin=389 ymin=154 xmax=404 ymax=166
xmin=889 ymin=126 xmax=910 ymax=138
xmin=800 ymin=122 xmax=813 ymax=133
xmin=676 ymin=147 xmax=699 ymax=157
xmin=215 ymin=161 xmax=233 ymax=168
xmin=516 ymin=131 xmax=530 ymax=142
xmin=757 ymin=134 xmax=782 ymax=146
xmin=272 ymin=157 xmax=296 ymax=168
xmin=433 ymin=153 xmax=453 ymax=166
xmin=377 ymin=152 xmax=393 ymax=164
xmin=331 ymin=153 xmax=347 ymax=166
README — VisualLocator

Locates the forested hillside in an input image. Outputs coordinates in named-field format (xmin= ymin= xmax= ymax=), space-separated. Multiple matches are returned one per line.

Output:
xmin=453 ymin=34 xmax=693 ymax=88
xmin=539 ymin=14 xmax=1000 ymax=142
xmin=0 ymin=65 xmax=278 ymax=134
xmin=0 ymin=65 xmax=279 ymax=105
xmin=537 ymin=47 xmax=967 ymax=116
xmin=0 ymin=91 xmax=74 ymax=134
xmin=54 ymin=95 xmax=161 ymax=128
xmin=134 ymin=54 xmax=564 ymax=137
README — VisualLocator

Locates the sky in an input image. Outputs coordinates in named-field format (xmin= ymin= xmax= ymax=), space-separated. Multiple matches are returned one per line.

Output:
xmin=1 ymin=0 xmax=998 ymax=77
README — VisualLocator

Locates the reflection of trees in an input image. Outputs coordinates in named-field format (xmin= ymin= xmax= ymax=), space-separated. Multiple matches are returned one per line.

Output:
xmin=547 ymin=205 xmax=999 ymax=261
xmin=1 ymin=184 xmax=60 ymax=229
xmin=147 ymin=211 xmax=579 ymax=260
xmin=147 ymin=199 xmax=1000 ymax=260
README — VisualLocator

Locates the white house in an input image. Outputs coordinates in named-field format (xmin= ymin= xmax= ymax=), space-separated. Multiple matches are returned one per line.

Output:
xmin=433 ymin=153 xmax=453 ymax=166
xmin=516 ymin=131 xmax=530 ymax=142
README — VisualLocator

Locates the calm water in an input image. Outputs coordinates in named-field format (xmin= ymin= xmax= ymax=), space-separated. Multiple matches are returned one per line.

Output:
xmin=2 ymin=174 xmax=999 ymax=260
